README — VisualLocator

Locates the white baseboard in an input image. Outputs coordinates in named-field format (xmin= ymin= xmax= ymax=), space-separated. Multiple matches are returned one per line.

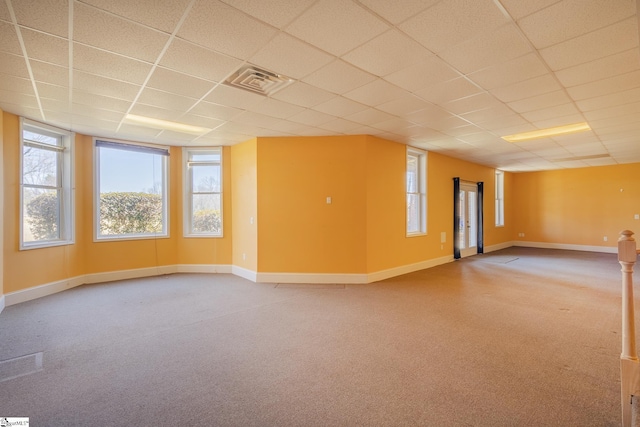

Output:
xmin=514 ymin=241 xmax=617 ymax=254
xmin=177 ymin=264 xmax=232 ymax=274
xmin=5 ymin=275 xmax=85 ymax=306
xmin=4 ymin=264 xmax=234 ymax=307
xmin=232 ymin=266 xmax=257 ymax=282
xmin=256 ymin=272 xmax=369 ymax=284
xmin=484 ymin=241 xmax=515 ymax=253
xmin=367 ymin=255 xmax=454 ymax=283
xmin=0 ymin=294 xmax=5 ymax=315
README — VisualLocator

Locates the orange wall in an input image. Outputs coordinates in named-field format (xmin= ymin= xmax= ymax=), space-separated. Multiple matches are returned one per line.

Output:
xmin=231 ymin=138 xmax=258 ymax=271
xmin=512 ymin=164 xmax=640 ymax=247
xmin=2 ymin=111 xmax=233 ymax=294
xmin=3 ymin=112 xmax=85 ymax=293
xmin=256 ymin=135 xmax=368 ymax=274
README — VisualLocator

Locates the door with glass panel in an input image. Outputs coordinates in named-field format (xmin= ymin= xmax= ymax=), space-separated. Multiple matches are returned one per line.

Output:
xmin=458 ymin=183 xmax=478 ymax=258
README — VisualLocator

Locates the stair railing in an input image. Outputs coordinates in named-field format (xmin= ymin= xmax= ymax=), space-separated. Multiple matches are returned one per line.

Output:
xmin=619 ymin=230 xmax=640 ymax=426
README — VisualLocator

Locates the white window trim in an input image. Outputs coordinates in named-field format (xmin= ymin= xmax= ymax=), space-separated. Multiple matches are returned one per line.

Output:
xmin=183 ymin=147 xmax=223 ymax=238
xmin=93 ymin=138 xmax=170 ymax=242
xmin=495 ymin=170 xmax=504 ymax=227
xmin=406 ymin=147 xmax=427 ymax=237
xmin=19 ymin=118 xmax=75 ymax=250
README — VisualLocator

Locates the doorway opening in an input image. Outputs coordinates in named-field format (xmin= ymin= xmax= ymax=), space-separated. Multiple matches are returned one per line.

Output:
xmin=453 ymin=178 xmax=484 ymax=259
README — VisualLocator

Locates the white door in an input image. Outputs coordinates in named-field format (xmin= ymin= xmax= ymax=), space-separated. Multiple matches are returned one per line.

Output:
xmin=458 ymin=183 xmax=478 ymax=258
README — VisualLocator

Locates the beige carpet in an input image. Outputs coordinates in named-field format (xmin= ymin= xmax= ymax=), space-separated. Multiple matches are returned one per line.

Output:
xmin=0 ymin=247 xmax=626 ymax=426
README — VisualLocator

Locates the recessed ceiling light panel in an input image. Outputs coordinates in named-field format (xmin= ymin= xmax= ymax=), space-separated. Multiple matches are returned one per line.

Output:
xmin=502 ymin=122 xmax=591 ymax=143
xmin=224 ymin=65 xmax=293 ymax=96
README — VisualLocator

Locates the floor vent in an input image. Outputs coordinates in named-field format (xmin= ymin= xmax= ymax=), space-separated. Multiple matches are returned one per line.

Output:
xmin=0 ymin=352 xmax=43 ymax=382
xmin=224 ymin=65 xmax=293 ymax=96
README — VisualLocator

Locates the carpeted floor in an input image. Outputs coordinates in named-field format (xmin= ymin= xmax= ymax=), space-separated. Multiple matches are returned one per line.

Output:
xmin=0 ymin=247 xmax=628 ymax=426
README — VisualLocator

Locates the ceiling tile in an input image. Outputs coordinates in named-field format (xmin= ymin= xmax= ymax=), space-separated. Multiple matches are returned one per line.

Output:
xmin=404 ymin=103 xmax=454 ymax=126
xmin=13 ymin=0 xmax=68 ymax=38
xmin=71 ymin=103 xmax=123 ymax=122
xmin=533 ymin=113 xmax=586 ymax=129
xmin=0 ymin=89 xmax=39 ymax=108
xmin=499 ymin=0 xmax=560 ymax=20
xmin=415 ymin=77 xmax=482 ymax=105
xmin=0 ymin=0 xmax=10 ymax=21
xmin=0 ymin=103 xmax=42 ymax=121
xmin=160 ymin=39 xmax=242 ymax=83
xmin=288 ymin=109 xmax=335 ymax=127
xmin=343 ymin=79 xmax=407 ymax=106
xmin=0 ymin=20 xmax=22 ymax=55
xmin=376 ymin=94 xmax=432 ymax=116
xmin=358 ymin=0 xmax=439 ymax=25
xmin=567 ymin=70 xmax=640 ymax=101
xmin=517 ymin=0 xmax=635 ymax=49
xmin=178 ymin=0 xmax=277 ymax=60
xmin=540 ymin=17 xmax=638 ymax=71
xmin=313 ymin=96 xmax=368 ymax=117
xmin=0 ymin=73 xmax=33 ymax=93
xmin=73 ymin=70 xmax=139 ymax=101
xmin=399 ymin=0 xmax=508 ymax=53
xmin=0 ymin=52 xmax=29 ymax=79
xmin=467 ymin=53 xmax=549 ymax=90
xmin=521 ymin=103 xmax=580 ymax=122
xmin=302 ymin=59 xmax=377 ymax=95
xmin=178 ymin=114 xmax=225 ymax=130
xmin=318 ymin=117 xmax=362 ymax=133
xmin=458 ymin=104 xmax=514 ymax=123
xmin=439 ymin=24 xmax=532 ymax=75
xmin=249 ymin=33 xmax=334 ymax=80
xmin=286 ymin=0 xmax=389 ymax=57
xmin=187 ymin=100 xmax=242 ymax=121
xmin=479 ymin=114 xmax=529 ymax=132
xmin=576 ymin=87 xmax=640 ymax=112
xmin=271 ymin=82 xmax=336 ymax=108
xmin=383 ymin=55 xmax=459 ymax=92
xmin=73 ymin=43 xmax=152 ymax=84
xmin=219 ymin=0 xmax=316 ymax=27
xmin=507 ymin=90 xmax=572 ymax=113
xmin=136 ymin=87 xmax=198 ymax=111
xmin=490 ymin=74 xmax=561 ymax=103
xmin=77 ymin=0 xmax=192 ymax=33
xmin=231 ymin=111 xmax=282 ymax=128
xmin=583 ymin=101 xmax=640 ymax=121
xmin=37 ymin=81 xmax=68 ymax=100
xmin=372 ymin=117 xmax=415 ymax=133
xmin=342 ymin=29 xmax=429 ymax=77
xmin=344 ymin=108 xmax=395 ymax=126
xmin=129 ymin=103 xmax=184 ymax=122
xmin=442 ymin=92 xmax=504 ymax=115
xmin=21 ymin=28 xmax=68 ymax=66
xmin=30 ymin=59 xmax=68 ymax=87
xmin=204 ymin=84 xmax=263 ymax=110
xmin=555 ymin=49 xmax=640 ymax=88
xmin=72 ymin=90 xmax=131 ymax=112
xmin=245 ymin=97 xmax=306 ymax=119
xmin=74 ymin=3 xmax=169 ymax=62
xmin=147 ymin=67 xmax=215 ymax=99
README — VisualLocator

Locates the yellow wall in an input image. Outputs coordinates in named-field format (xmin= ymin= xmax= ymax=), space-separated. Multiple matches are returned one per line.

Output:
xmin=231 ymin=138 xmax=258 ymax=271
xmin=0 ymin=109 xmax=4 ymax=298
xmin=2 ymin=111 xmax=233 ymax=294
xmin=512 ymin=164 xmax=640 ymax=247
xmin=257 ymin=135 xmax=368 ymax=274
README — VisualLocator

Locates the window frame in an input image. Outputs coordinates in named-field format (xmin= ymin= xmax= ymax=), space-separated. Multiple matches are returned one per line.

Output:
xmin=406 ymin=147 xmax=427 ymax=237
xmin=19 ymin=118 xmax=74 ymax=250
xmin=495 ymin=170 xmax=504 ymax=227
xmin=183 ymin=147 xmax=223 ymax=238
xmin=93 ymin=138 xmax=170 ymax=242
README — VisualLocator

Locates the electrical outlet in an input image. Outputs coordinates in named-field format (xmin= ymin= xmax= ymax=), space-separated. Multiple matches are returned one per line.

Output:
xmin=604 ymin=236 xmax=608 ymax=242
xmin=635 ymin=214 xmax=639 ymax=220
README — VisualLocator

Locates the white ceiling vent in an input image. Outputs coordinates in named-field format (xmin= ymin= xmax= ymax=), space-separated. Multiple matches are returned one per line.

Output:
xmin=224 ymin=65 xmax=293 ymax=96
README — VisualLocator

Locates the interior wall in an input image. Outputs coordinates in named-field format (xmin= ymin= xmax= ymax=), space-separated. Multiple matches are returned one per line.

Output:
xmin=231 ymin=138 xmax=258 ymax=272
xmin=256 ymin=135 xmax=368 ymax=274
xmin=512 ymin=163 xmax=640 ymax=247
xmin=0 ymin=109 xmax=4 ymax=302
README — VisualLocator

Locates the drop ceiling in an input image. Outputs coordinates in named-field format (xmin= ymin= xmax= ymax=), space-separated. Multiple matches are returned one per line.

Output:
xmin=0 ymin=0 xmax=638 ymax=172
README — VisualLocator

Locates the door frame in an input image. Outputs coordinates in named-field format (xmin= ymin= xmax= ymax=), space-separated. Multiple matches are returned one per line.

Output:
xmin=453 ymin=177 xmax=484 ymax=259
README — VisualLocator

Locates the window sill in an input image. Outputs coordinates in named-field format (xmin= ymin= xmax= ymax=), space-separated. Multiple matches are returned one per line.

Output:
xmin=94 ymin=234 xmax=170 ymax=243
xmin=20 ymin=239 xmax=75 ymax=251
xmin=406 ymin=232 xmax=427 ymax=238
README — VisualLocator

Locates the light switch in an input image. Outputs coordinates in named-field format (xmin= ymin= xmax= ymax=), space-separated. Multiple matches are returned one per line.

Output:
xmin=326 ymin=197 xmax=332 ymax=204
